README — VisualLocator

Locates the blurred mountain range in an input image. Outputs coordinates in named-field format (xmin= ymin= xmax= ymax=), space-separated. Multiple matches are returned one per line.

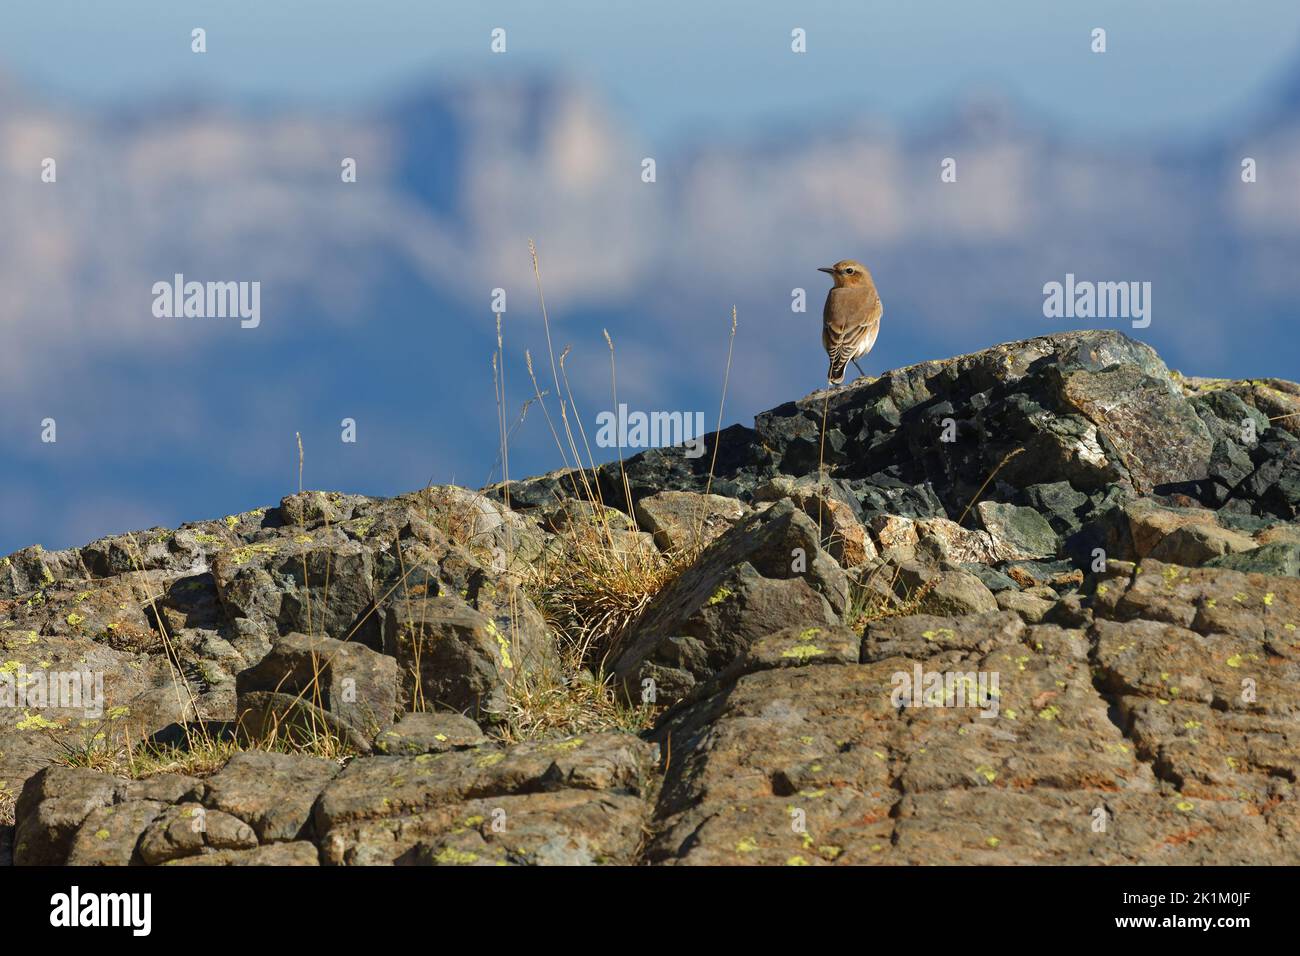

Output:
xmin=3 ymin=55 xmax=1300 ymax=553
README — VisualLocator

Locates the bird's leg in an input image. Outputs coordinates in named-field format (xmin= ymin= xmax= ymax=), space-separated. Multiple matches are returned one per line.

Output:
xmin=852 ymin=359 xmax=867 ymax=380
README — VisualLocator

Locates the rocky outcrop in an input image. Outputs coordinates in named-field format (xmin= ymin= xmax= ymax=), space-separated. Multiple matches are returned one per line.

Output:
xmin=13 ymin=734 xmax=658 ymax=866
xmin=235 ymin=632 xmax=400 ymax=752
xmin=6 ymin=330 xmax=1300 ymax=865
xmin=611 ymin=500 xmax=849 ymax=703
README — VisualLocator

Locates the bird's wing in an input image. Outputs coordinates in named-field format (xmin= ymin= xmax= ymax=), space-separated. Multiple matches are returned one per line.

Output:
xmin=824 ymin=288 xmax=882 ymax=370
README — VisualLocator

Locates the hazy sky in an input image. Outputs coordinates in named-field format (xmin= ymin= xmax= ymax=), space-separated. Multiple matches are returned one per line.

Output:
xmin=4 ymin=0 xmax=1299 ymax=141
xmin=4 ymin=2 xmax=1300 ymax=555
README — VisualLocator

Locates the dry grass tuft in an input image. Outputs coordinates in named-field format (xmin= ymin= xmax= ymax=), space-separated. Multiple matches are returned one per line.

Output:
xmin=0 ymin=783 xmax=15 ymax=829
xmin=528 ymin=536 xmax=692 ymax=668
xmin=52 ymin=732 xmax=243 ymax=779
xmin=496 ymin=660 xmax=652 ymax=745
xmin=843 ymin=562 xmax=939 ymax=632
xmin=51 ymin=723 xmax=357 ymax=781
xmin=501 ymin=531 xmax=699 ymax=743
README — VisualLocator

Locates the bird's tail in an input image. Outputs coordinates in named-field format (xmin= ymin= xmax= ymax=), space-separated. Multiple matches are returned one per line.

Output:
xmin=827 ymin=359 xmax=847 ymax=385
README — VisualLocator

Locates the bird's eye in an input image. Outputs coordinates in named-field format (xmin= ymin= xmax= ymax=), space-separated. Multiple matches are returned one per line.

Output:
xmin=843 ymin=267 xmax=855 ymax=275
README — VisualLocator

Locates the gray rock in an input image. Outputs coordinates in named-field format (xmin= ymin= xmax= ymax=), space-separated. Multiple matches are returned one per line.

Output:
xmin=753 ymin=476 xmax=876 ymax=566
xmin=959 ymin=563 xmax=1021 ymax=592
xmin=1048 ymin=356 xmax=1214 ymax=494
xmin=995 ymin=589 xmax=1056 ymax=624
xmin=976 ymin=501 xmax=1060 ymax=560
xmin=65 ymin=800 xmax=167 ymax=866
xmin=912 ymin=569 xmax=999 ymax=617
xmin=1147 ymin=523 xmax=1257 ymax=567
xmin=611 ymin=500 xmax=848 ymax=704
xmin=314 ymin=732 xmax=658 ymax=865
xmin=373 ymin=711 xmax=487 ymax=755
xmin=236 ymin=690 xmax=374 ymax=754
xmin=383 ymin=592 xmax=550 ymax=722
xmin=164 ymin=841 xmax=320 ymax=866
xmin=200 ymin=751 xmax=341 ymax=843
xmin=13 ymin=767 xmax=119 ymax=865
xmin=0 ymin=545 xmax=87 ymax=598
xmin=1021 ymin=481 xmax=1089 ymax=534
xmin=1206 ymin=542 xmax=1300 ymax=577
xmin=540 ymin=499 xmax=637 ymax=534
xmin=137 ymin=803 xmax=259 ymax=865
xmin=236 ymin=631 xmax=399 ymax=740
xmin=634 ymin=490 xmax=747 ymax=553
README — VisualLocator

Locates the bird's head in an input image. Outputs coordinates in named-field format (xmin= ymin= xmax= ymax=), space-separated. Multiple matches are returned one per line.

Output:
xmin=818 ymin=259 xmax=872 ymax=288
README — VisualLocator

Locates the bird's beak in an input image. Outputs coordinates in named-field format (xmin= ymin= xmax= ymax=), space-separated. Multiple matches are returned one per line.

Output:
xmin=817 ymin=266 xmax=835 ymax=275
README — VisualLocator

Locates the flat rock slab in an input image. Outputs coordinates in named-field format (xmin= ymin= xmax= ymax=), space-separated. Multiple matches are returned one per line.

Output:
xmin=13 ymin=734 xmax=657 ymax=867
xmin=1090 ymin=558 xmax=1300 ymax=808
xmin=163 ymin=841 xmax=321 ymax=866
xmin=633 ymin=490 xmax=748 ymax=554
xmin=314 ymin=732 xmax=658 ymax=865
xmin=373 ymin=711 xmax=487 ymax=755
xmin=892 ymin=788 xmax=1283 ymax=865
xmin=646 ymin=555 xmax=1300 ymax=865
xmin=647 ymin=635 xmax=1159 ymax=865
xmin=138 ymin=803 xmax=259 ymax=865
xmin=13 ymin=768 xmax=199 ymax=865
xmin=65 ymin=800 xmax=169 ymax=866
xmin=200 ymin=751 xmax=341 ymax=843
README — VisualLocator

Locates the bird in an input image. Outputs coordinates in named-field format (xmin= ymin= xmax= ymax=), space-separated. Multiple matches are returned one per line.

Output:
xmin=819 ymin=259 xmax=882 ymax=385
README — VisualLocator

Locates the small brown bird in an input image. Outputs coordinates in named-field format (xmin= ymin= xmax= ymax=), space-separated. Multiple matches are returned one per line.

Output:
xmin=819 ymin=259 xmax=882 ymax=384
